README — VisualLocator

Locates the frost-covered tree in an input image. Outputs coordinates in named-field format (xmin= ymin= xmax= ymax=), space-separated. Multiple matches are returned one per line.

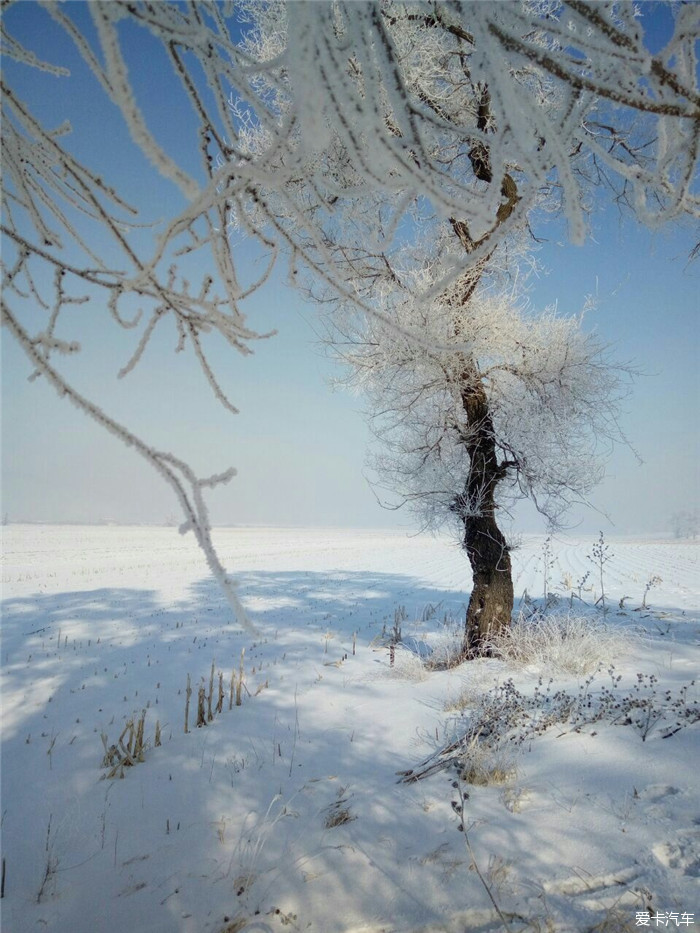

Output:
xmin=236 ymin=0 xmax=696 ymax=653
xmin=2 ymin=2 xmax=698 ymax=633
xmin=671 ymin=509 xmax=699 ymax=540
xmin=330 ymin=255 xmax=630 ymax=655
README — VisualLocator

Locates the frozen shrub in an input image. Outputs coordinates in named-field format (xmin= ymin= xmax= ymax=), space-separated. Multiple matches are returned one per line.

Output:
xmin=402 ymin=672 xmax=699 ymax=783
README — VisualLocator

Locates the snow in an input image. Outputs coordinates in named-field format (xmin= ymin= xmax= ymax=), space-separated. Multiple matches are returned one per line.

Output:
xmin=1 ymin=524 xmax=698 ymax=933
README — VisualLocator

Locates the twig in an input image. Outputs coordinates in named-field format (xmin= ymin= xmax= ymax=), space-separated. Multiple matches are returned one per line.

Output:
xmin=184 ymin=673 xmax=191 ymax=734
xmin=451 ymin=780 xmax=510 ymax=932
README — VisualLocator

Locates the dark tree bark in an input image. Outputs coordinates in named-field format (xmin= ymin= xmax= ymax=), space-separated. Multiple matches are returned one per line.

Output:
xmin=463 ymin=512 xmax=513 ymax=657
xmin=451 ymin=372 xmax=514 ymax=658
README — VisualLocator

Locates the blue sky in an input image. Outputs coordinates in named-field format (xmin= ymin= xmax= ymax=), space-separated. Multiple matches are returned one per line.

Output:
xmin=2 ymin=3 xmax=698 ymax=535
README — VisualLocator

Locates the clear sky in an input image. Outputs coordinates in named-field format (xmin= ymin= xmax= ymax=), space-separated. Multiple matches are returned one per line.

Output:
xmin=2 ymin=3 xmax=698 ymax=536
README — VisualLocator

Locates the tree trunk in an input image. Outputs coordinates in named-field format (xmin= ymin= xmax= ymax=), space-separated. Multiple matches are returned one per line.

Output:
xmin=463 ymin=513 xmax=513 ymax=658
xmin=454 ymin=374 xmax=514 ymax=658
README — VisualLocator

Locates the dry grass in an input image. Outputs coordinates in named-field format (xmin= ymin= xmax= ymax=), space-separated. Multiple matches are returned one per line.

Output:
xmin=458 ymin=735 xmax=516 ymax=787
xmin=424 ymin=624 xmax=465 ymax=671
xmin=445 ymin=684 xmax=486 ymax=713
xmin=324 ymin=805 xmax=355 ymax=829
xmin=485 ymin=611 xmax=628 ymax=675
xmin=383 ymin=649 xmax=429 ymax=682
xmin=323 ymin=788 xmax=356 ymax=828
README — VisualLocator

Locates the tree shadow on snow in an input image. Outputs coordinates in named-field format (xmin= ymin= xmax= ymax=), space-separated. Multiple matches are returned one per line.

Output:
xmin=0 ymin=567 xmax=468 ymax=771
xmin=0 ymin=570 xmax=476 ymax=932
xmin=2 ymin=571 xmax=698 ymax=932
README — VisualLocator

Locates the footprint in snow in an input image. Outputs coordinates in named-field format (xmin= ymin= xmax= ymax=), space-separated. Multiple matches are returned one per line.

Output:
xmin=652 ymin=830 xmax=700 ymax=877
xmin=638 ymin=784 xmax=681 ymax=804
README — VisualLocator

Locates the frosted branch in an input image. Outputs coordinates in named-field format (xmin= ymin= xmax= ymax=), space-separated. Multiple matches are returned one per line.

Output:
xmin=2 ymin=300 xmax=256 ymax=635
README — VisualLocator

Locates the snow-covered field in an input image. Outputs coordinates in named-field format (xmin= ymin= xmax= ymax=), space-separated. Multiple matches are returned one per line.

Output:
xmin=1 ymin=524 xmax=698 ymax=933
